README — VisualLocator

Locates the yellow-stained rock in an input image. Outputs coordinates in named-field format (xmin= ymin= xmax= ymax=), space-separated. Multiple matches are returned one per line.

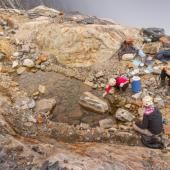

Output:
xmin=0 ymin=39 xmax=15 ymax=60
xmin=15 ymin=19 xmax=142 ymax=67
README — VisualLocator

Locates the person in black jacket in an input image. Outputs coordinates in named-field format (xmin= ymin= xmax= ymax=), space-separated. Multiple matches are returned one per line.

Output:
xmin=133 ymin=96 xmax=164 ymax=148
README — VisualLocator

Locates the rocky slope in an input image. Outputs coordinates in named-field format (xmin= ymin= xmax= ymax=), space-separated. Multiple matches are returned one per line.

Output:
xmin=0 ymin=5 xmax=169 ymax=170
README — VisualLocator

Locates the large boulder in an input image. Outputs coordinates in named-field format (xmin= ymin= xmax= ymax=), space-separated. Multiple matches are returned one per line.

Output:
xmin=15 ymin=15 xmax=142 ymax=67
xmin=115 ymin=108 xmax=135 ymax=122
xmin=79 ymin=92 xmax=109 ymax=113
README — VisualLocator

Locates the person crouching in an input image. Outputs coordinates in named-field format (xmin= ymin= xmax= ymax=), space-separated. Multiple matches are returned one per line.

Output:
xmin=103 ymin=75 xmax=129 ymax=97
xmin=133 ymin=96 xmax=164 ymax=149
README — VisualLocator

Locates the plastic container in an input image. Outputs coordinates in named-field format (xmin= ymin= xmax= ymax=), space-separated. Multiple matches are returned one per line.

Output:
xmin=131 ymin=76 xmax=141 ymax=93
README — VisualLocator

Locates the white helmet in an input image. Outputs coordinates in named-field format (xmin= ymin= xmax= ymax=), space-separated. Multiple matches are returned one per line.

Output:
xmin=142 ymin=96 xmax=154 ymax=107
xmin=108 ymin=78 xmax=116 ymax=86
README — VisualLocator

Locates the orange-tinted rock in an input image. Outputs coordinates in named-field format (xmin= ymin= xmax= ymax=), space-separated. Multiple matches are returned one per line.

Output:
xmin=36 ymin=55 xmax=48 ymax=64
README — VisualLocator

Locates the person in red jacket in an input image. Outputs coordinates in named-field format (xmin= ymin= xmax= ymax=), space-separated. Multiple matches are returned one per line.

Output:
xmin=103 ymin=76 xmax=129 ymax=97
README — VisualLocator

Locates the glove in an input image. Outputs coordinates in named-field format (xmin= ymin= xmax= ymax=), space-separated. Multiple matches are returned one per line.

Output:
xmin=120 ymin=83 xmax=124 ymax=87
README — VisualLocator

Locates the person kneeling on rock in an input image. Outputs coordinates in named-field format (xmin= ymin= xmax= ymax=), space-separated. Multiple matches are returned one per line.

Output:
xmin=133 ymin=96 xmax=165 ymax=149
xmin=102 ymin=76 xmax=129 ymax=97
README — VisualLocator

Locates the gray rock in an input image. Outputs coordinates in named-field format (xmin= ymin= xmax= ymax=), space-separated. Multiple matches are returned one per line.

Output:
xmin=27 ymin=99 xmax=36 ymax=109
xmin=15 ymin=97 xmax=35 ymax=110
xmin=35 ymin=98 xmax=56 ymax=114
xmin=23 ymin=59 xmax=34 ymax=68
xmin=79 ymin=92 xmax=109 ymax=113
xmin=115 ymin=108 xmax=135 ymax=122
xmin=99 ymin=118 xmax=113 ymax=129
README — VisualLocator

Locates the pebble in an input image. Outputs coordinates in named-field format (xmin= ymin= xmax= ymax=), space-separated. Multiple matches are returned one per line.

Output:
xmin=12 ymin=60 xmax=19 ymax=68
xmin=40 ymin=65 xmax=46 ymax=71
xmin=12 ymin=52 xmax=21 ymax=58
xmin=0 ymin=52 xmax=5 ymax=60
xmin=80 ymin=123 xmax=90 ymax=130
xmin=38 ymin=85 xmax=46 ymax=94
xmin=17 ymin=67 xmax=26 ymax=74
xmin=23 ymin=59 xmax=34 ymax=68
xmin=99 ymin=118 xmax=113 ymax=129
xmin=95 ymin=71 xmax=104 ymax=78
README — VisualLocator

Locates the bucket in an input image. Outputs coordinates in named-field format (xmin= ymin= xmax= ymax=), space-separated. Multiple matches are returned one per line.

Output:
xmin=132 ymin=76 xmax=141 ymax=93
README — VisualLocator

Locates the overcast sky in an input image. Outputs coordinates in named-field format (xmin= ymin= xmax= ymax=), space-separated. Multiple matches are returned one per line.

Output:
xmin=54 ymin=0 xmax=170 ymax=34
xmin=23 ymin=0 xmax=170 ymax=34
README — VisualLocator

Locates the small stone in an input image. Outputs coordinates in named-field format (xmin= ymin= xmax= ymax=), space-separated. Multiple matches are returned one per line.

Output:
xmin=24 ymin=122 xmax=33 ymax=127
xmin=154 ymin=97 xmax=164 ymax=108
xmin=23 ymin=59 xmax=34 ymax=68
xmin=95 ymin=71 xmax=104 ymax=78
xmin=15 ymin=97 xmax=35 ymax=110
xmin=132 ymin=92 xmax=142 ymax=100
xmin=125 ymin=104 xmax=131 ymax=109
xmin=22 ymin=44 xmax=30 ymax=53
xmin=152 ymin=66 xmax=161 ymax=74
xmin=155 ymin=60 xmax=162 ymax=65
xmin=0 ymin=52 xmax=5 ymax=60
xmin=80 ymin=123 xmax=90 ymax=130
xmin=0 ymin=32 xmax=4 ymax=36
xmin=119 ymin=125 xmax=130 ymax=131
xmin=17 ymin=67 xmax=26 ymax=74
xmin=28 ymin=115 xmax=36 ymax=123
xmin=115 ymin=108 xmax=135 ymax=122
xmin=38 ymin=85 xmax=46 ymax=94
xmin=40 ymin=64 xmax=46 ymax=71
xmin=36 ymin=55 xmax=48 ymax=65
xmin=27 ymin=99 xmax=36 ymax=109
xmin=84 ymin=80 xmax=94 ymax=87
xmin=100 ymin=83 xmax=105 ymax=88
xmin=12 ymin=60 xmax=19 ymax=68
xmin=33 ymin=91 xmax=39 ymax=96
xmin=164 ymin=125 xmax=170 ymax=135
xmin=108 ymin=127 xmax=117 ymax=132
xmin=35 ymin=98 xmax=56 ymax=113
xmin=99 ymin=118 xmax=113 ymax=129
xmin=122 ymin=54 xmax=135 ymax=60
xmin=12 ymin=52 xmax=20 ymax=58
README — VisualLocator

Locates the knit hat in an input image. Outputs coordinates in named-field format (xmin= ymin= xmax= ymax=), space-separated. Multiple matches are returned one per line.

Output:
xmin=142 ymin=96 xmax=154 ymax=107
xmin=108 ymin=78 xmax=116 ymax=86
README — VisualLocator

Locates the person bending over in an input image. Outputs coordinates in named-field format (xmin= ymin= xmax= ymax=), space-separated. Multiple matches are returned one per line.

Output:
xmin=103 ymin=76 xmax=129 ymax=97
